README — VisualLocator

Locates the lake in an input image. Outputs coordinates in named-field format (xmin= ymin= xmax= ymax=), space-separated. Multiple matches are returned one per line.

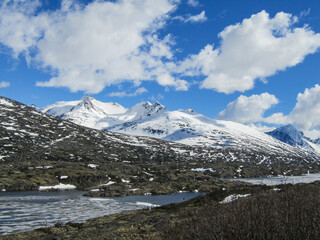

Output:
xmin=0 ymin=191 xmax=202 ymax=235
xmin=226 ymin=172 xmax=320 ymax=185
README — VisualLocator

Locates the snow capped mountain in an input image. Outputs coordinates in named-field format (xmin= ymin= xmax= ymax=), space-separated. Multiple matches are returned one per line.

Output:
xmin=266 ymin=124 xmax=320 ymax=154
xmin=107 ymin=108 xmax=311 ymax=156
xmin=42 ymin=97 xmax=167 ymax=130
xmin=266 ymin=125 xmax=307 ymax=147
xmin=42 ymin=96 xmax=320 ymax=158
xmin=126 ymin=101 xmax=167 ymax=120
xmin=42 ymin=96 xmax=127 ymax=129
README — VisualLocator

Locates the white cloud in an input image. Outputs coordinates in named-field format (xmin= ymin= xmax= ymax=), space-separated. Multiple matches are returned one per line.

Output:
xmin=1 ymin=5 xmax=320 ymax=96
xmin=262 ymin=84 xmax=320 ymax=139
xmin=0 ymin=0 xmax=48 ymax=58
xmin=304 ymin=129 xmax=320 ymax=140
xmin=176 ymin=10 xmax=320 ymax=94
xmin=148 ymin=34 xmax=174 ymax=59
xmin=217 ymin=85 xmax=320 ymax=139
xmin=264 ymin=112 xmax=289 ymax=125
xmin=300 ymin=8 xmax=310 ymax=18
xmin=185 ymin=10 xmax=207 ymax=23
xmin=108 ymin=87 xmax=148 ymax=97
xmin=289 ymin=84 xmax=320 ymax=131
xmin=0 ymin=0 xmax=187 ymax=93
xmin=187 ymin=0 xmax=199 ymax=7
xmin=174 ymin=10 xmax=207 ymax=23
xmin=0 ymin=81 xmax=10 ymax=88
xmin=216 ymin=93 xmax=279 ymax=123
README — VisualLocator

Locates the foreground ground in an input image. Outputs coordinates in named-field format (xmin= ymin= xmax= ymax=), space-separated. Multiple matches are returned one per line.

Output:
xmin=1 ymin=182 xmax=320 ymax=240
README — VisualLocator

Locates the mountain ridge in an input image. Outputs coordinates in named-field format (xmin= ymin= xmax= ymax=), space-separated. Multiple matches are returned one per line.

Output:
xmin=42 ymin=96 xmax=320 ymax=156
xmin=1 ymin=96 xmax=320 ymax=193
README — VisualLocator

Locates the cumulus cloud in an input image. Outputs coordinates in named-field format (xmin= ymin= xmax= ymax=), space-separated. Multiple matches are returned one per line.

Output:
xmin=0 ymin=81 xmax=10 ymax=88
xmin=1 ymin=4 xmax=320 ymax=96
xmin=219 ymin=85 xmax=320 ymax=138
xmin=108 ymin=87 xmax=148 ymax=98
xmin=216 ymin=93 xmax=279 ymax=123
xmin=0 ymin=0 xmax=188 ymax=93
xmin=176 ymin=10 xmax=320 ymax=94
xmin=260 ymin=84 xmax=320 ymax=138
xmin=0 ymin=0 xmax=47 ymax=57
xmin=264 ymin=112 xmax=289 ymax=125
xmin=288 ymin=84 xmax=320 ymax=131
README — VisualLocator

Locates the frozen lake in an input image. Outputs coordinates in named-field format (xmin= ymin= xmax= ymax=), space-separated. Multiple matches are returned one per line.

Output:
xmin=227 ymin=173 xmax=320 ymax=185
xmin=0 ymin=191 xmax=202 ymax=235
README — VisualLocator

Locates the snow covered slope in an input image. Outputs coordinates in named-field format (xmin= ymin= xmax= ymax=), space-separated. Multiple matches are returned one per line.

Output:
xmin=42 ymin=96 xmax=167 ymax=130
xmin=107 ymin=108 xmax=314 ymax=157
xmin=42 ymin=96 xmax=320 ymax=158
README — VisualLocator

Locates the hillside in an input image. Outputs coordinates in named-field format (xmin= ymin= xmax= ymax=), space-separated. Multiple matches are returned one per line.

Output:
xmin=1 ymin=96 xmax=320 ymax=194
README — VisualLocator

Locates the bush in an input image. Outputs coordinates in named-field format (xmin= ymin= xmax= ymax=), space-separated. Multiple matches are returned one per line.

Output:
xmin=164 ymin=183 xmax=320 ymax=240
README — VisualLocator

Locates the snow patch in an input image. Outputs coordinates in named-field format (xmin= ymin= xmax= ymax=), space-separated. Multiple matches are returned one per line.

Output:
xmin=220 ymin=194 xmax=250 ymax=204
xmin=191 ymin=168 xmax=214 ymax=173
xmin=0 ymin=99 xmax=14 ymax=107
xmin=88 ymin=164 xmax=99 ymax=169
xmin=135 ymin=201 xmax=160 ymax=208
xmin=39 ymin=183 xmax=76 ymax=191
xmin=100 ymin=181 xmax=115 ymax=186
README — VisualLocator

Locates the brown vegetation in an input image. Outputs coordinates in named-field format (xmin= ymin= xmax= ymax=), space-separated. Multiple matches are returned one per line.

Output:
xmin=164 ymin=182 xmax=320 ymax=240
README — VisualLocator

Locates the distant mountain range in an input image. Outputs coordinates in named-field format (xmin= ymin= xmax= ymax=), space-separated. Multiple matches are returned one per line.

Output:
xmin=42 ymin=96 xmax=320 ymax=155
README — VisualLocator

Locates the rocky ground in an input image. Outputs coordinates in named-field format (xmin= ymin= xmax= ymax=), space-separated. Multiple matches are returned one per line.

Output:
xmin=0 ymin=158 xmax=311 ymax=196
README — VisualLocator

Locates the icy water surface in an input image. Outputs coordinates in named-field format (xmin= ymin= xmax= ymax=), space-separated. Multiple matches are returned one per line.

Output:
xmin=0 ymin=191 xmax=202 ymax=235
xmin=227 ymin=173 xmax=320 ymax=185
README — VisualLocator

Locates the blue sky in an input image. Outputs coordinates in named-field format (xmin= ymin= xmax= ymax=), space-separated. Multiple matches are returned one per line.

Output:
xmin=0 ymin=0 xmax=320 ymax=138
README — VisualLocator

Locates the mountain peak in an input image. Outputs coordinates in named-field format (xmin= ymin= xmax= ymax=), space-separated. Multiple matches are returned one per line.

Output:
xmin=80 ymin=95 xmax=94 ymax=101
xmin=151 ymin=101 xmax=165 ymax=110
xmin=29 ymin=104 xmax=40 ymax=111
xmin=266 ymin=124 xmax=312 ymax=149
xmin=76 ymin=96 xmax=96 ymax=111
xmin=185 ymin=109 xmax=194 ymax=113
xmin=279 ymin=124 xmax=299 ymax=132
